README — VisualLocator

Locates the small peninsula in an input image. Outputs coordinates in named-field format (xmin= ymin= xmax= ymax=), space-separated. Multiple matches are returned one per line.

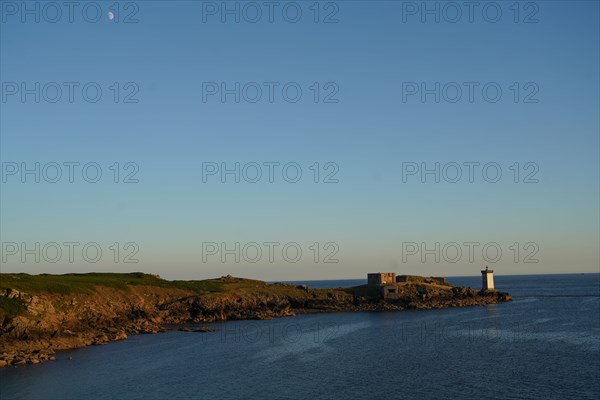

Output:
xmin=0 ymin=272 xmax=511 ymax=367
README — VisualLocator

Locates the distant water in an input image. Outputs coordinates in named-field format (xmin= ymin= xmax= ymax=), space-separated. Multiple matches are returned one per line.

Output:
xmin=1 ymin=274 xmax=599 ymax=400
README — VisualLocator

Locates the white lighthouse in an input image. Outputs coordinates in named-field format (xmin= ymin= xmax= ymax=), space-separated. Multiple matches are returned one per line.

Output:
xmin=481 ymin=266 xmax=495 ymax=291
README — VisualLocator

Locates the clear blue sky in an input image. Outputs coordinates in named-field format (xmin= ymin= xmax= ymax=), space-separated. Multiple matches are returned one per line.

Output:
xmin=1 ymin=1 xmax=598 ymax=280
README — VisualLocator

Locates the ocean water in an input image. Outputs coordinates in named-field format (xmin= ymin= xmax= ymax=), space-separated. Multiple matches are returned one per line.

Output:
xmin=1 ymin=274 xmax=599 ymax=400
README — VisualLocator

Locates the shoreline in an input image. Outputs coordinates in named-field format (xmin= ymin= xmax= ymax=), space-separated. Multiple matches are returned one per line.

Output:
xmin=0 ymin=273 xmax=511 ymax=368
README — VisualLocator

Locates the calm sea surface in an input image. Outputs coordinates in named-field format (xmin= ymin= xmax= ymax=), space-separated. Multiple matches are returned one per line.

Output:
xmin=1 ymin=274 xmax=599 ymax=400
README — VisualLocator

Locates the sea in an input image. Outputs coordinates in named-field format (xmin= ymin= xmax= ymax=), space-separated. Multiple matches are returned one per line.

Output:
xmin=1 ymin=274 xmax=599 ymax=400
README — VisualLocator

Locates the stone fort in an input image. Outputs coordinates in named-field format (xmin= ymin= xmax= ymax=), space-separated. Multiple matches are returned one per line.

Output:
xmin=367 ymin=272 xmax=448 ymax=299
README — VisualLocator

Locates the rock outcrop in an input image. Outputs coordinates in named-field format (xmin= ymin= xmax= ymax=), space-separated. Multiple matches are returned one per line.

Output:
xmin=0 ymin=274 xmax=511 ymax=367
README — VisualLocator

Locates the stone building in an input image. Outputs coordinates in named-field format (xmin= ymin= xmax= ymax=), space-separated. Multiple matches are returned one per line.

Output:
xmin=367 ymin=272 xmax=397 ymax=286
xmin=380 ymin=285 xmax=399 ymax=299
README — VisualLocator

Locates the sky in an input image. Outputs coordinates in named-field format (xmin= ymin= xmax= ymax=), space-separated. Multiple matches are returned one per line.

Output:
xmin=0 ymin=0 xmax=599 ymax=280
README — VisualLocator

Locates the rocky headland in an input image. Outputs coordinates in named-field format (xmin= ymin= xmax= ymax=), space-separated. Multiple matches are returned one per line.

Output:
xmin=0 ymin=272 xmax=511 ymax=367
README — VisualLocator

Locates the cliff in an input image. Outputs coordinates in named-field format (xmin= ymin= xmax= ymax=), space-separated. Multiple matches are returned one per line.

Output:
xmin=0 ymin=272 xmax=511 ymax=367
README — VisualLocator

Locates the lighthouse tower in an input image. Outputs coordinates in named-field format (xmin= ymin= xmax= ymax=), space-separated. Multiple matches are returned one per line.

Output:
xmin=481 ymin=266 xmax=495 ymax=291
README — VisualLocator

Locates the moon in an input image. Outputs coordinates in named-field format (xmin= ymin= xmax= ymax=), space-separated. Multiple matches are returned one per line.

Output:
xmin=108 ymin=11 xmax=115 ymax=21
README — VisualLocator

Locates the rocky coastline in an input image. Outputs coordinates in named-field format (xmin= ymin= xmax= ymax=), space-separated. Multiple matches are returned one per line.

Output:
xmin=0 ymin=273 xmax=511 ymax=368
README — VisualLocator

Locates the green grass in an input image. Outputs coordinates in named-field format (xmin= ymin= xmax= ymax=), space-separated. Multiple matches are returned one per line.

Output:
xmin=209 ymin=278 xmax=354 ymax=299
xmin=0 ymin=272 xmax=360 ymax=301
xmin=0 ymin=272 xmax=454 ymax=302
xmin=0 ymin=272 xmax=225 ymax=295
xmin=0 ymin=295 xmax=27 ymax=324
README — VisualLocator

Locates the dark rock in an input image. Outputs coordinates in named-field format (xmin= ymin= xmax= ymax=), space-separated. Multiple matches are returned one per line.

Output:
xmin=192 ymin=326 xmax=214 ymax=333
